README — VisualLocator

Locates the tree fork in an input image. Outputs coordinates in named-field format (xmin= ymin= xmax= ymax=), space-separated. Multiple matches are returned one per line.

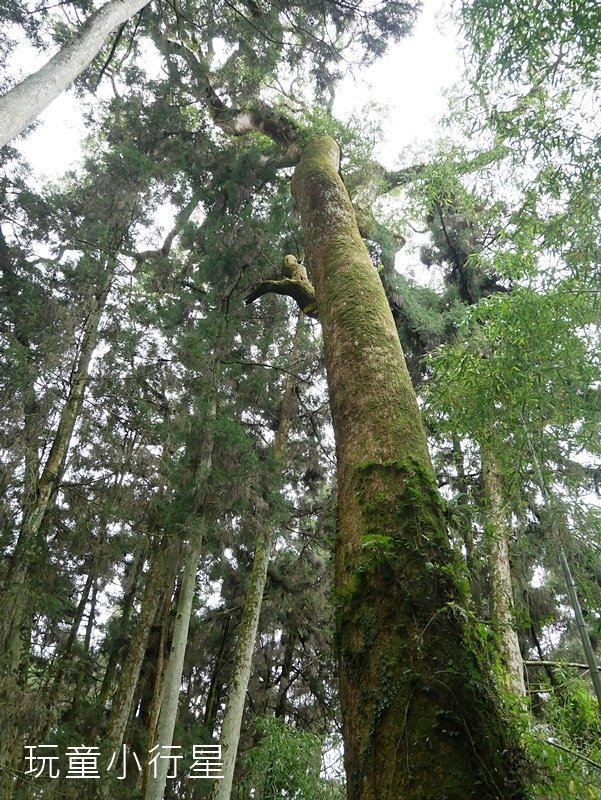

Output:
xmin=291 ymin=136 xmax=528 ymax=800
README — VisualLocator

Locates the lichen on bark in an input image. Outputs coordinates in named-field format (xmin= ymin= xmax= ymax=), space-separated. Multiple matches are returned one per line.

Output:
xmin=291 ymin=136 xmax=529 ymax=800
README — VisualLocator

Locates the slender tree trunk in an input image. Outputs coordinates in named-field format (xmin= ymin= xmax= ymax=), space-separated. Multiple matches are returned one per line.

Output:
xmin=67 ymin=578 xmax=99 ymax=722
xmin=0 ymin=279 xmax=111 ymax=672
xmin=481 ymin=448 xmax=526 ymax=697
xmin=140 ymin=591 xmax=173 ymax=797
xmin=151 ymin=581 xmax=176 ymax=738
xmin=49 ymin=570 xmax=97 ymax=715
xmin=145 ymin=531 xmax=205 ymax=800
xmin=452 ymin=435 xmax=482 ymax=613
xmin=211 ymin=524 xmax=270 ymax=800
xmin=527 ymin=442 xmax=601 ymax=709
xmin=274 ymin=621 xmax=297 ymax=719
xmin=145 ymin=381 xmax=219 ymax=800
xmin=203 ymin=619 xmax=231 ymax=736
xmin=0 ymin=280 xmax=111 ymax=796
xmin=559 ymin=548 xmax=601 ymax=708
xmin=0 ymin=0 xmax=150 ymax=148
xmin=98 ymin=538 xmax=149 ymax=709
xmin=101 ymin=535 xmax=177 ymax=759
xmin=210 ymin=319 xmax=301 ymax=800
xmin=290 ymin=136 xmax=528 ymax=800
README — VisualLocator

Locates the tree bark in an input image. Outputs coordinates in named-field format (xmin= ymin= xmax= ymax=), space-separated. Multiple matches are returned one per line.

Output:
xmin=290 ymin=136 xmax=528 ymax=800
xmin=144 ymin=531 xmax=204 ymax=800
xmin=211 ymin=316 xmax=301 ymax=800
xmin=101 ymin=535 xmax=177 ymax=757
xmin=0 ymin=0 xmax=150 ymax=148
xmin=481 ymin=448 xmax=527 ymax=697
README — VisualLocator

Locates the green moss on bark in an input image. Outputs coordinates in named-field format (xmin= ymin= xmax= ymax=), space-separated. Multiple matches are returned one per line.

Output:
xmin=336 ymin=460 xmax=527 ymax=799
xmin=292 ymin=137 xmax=529 ymax=800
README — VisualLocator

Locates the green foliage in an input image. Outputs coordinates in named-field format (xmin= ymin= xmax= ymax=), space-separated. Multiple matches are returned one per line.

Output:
xmin=241 ymin=717 xmax=344 ymax=800
xmin=460 ymin=0 xmax=601 ymax=84
xmin=2 ymin=1 xmax=601 ymax=799
xmin=522 ymin=677 xmax=601 ymax=799
xmin=426 ymin=283 xmax=601 ymax=480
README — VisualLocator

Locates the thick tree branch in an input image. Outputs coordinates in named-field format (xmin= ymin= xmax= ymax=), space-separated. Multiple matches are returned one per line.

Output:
xmin=245 ymin=255 xmax=318 ymax=318
xmin=381 ymin=162 xmax=426 ymax=193
xmin=156 ymin=34 xmax=303 ymax=161
xmin=0 ymin=0 xmax=152 ymax=148
xmin=134 ymin=188 xmax=203 ymax=264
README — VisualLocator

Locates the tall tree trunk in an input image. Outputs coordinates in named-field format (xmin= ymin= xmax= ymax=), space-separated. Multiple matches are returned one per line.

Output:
xmin=558 ymin=548 xmax=601 ymax=708
xmin=0 ymin=279 xmax=111 ymax=797
xmin=0 ymin=278 xmax=111 ymax=673
xmin=49 ymin=570 xmax=96 ymax=718
xmin=528 ymin=443 xmax=601 ymax=708
xmin=101 ymin=535 xmax=177 ymax=758
xmin=144 ymin=532 xmax=204 ymax=800
xmin=452 ymin=435 xmax=482 ymax=614
xmin=274 ymin=620 xmax=297 ymax=719
xmin=67 ymin=578 xmax=99 ymax=722
xmin=290 ymin=136 xmax=528 ymax=800
xmin=481 ymin=448 xmax=526 ymax=697
xmin=211 ymin=318 xmax=301 ymax=800
xmin=203 ymin=618 xmax=231 ymax=736
xmin=144 ymin=382 xmax=219 ymax=800
xmin=98 ymin=538 xmax=149 ymax=709
xmin=0 ymin=0 xmax=150 ymax=148
xmin=150 ymin=581 xmax=175 ymax=737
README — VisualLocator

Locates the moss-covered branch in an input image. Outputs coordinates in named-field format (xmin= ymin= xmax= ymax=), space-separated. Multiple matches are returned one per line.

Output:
xmin=244 ymin=254 xmax=318 ymax=318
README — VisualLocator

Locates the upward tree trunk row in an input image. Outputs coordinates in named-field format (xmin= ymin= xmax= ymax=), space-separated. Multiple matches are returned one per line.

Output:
xmin=0 ymin=276 xmax=111 ymax=675
xmin=0 ymin=274 xmax=113 ymax=796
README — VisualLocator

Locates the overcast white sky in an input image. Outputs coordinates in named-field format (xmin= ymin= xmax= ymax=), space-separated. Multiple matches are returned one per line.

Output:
xmin=335 ymin=1 xmax=462 ymax=165
xmin=15 ymin=1 xmax=462 ymax=179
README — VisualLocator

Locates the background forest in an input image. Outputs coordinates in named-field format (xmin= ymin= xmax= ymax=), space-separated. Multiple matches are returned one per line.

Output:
xmin=0 ymin=1 xmax=600 ymax=799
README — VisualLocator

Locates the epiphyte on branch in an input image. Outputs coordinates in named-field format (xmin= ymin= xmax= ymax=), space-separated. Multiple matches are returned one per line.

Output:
xmin=244 ymin=254 xmax=318 ymax=318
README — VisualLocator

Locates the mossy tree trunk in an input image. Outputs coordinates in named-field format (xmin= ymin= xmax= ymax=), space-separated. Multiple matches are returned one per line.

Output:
xmin=481 ymin=448 xmax=526 ymax=698
xmin=291 ymin=136 xmax=528 ymax=800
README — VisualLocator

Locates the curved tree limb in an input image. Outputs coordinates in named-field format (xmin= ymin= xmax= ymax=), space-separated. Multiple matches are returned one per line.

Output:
xmin=245 ymin=255 xmax=318 ymax=318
